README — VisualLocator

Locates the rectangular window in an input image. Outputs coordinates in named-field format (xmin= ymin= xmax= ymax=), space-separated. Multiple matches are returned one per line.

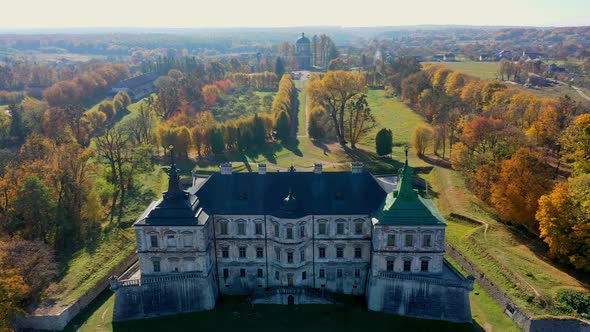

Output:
xmin=222 ymin=247 xmax=229 ymax=258
xmin=336 ymin=269 xmax=343 ymax=278
xmin=182 ymin=233 xmax=192 ymax=247
xmin=302 ymin=271 xmax=307 ymax=280
xmin=275 ymin=271 xmax=279 ymax=280
xmin=255 ymin=223 xmax=263 ymax=235
xmin=319 ymin=223 xmax=326 ymax=235
xmin=238 ymin=223 xmax=246 ymax=235
xmin=220 ymin=223 xmax=228 ymax=235
xmin=256 ymin=247 xmax=264 ymax=259
xmin=153 ymin=261 xmax=160 ymax=273
xmin=404 ymin=234 xmax=413 ymax=247
xmin=240 ymin=268 xmax=246 ymax=278
xmin=319 ymin=247 xmax=326 ymax=258
xmin=300 ymin=249 xmax=305 ymax=262
xmin=336 ymin=247 xmax=344 ymax=258
xmin=354 ymin=268 xmax=361 ymax=278
xmin=239 ymin=247 xmax=246 ymax=258
xmin=421 ymin=260 xmax=429 ymax=272
xmin=223 ymin=268 xmax=229 ymax=279
xmin=300 ymin=225 xmax=305 ymax=238
xmin=354 ymin=247 xmax=362 ymax=258
xmin=423 ymin=234 xmax=432 ymax=247
xmin=275 ymin=247 xmax=281 ymax=261
xmin=355 ymin=223 xmax=363 ymax=235
xmin=166 ymin=235 xmax=176 ymax=248
xmin=150 ymin=235 xmax=158 ymax=248
xmin=287 ymin=227 xmax=293 ymax=239
xmin=287 ymin=252 xmax=293 ymax=264
xmin=257 ymin=268 xmax=264 ymax=278
xmin=387 ymin=234 xmax=396 ymax=246
xmin=387 ymin=260 xmax=394 ymax=271
xmin=336 ymin=223 xmax=344 ymax=235
xmin=274 ymin=224 xmax=279 ymax=237
xmin=319 ymin=269 xmax=325 ymax=278
xmin=404 ymin=260 xmax=412 ymax=272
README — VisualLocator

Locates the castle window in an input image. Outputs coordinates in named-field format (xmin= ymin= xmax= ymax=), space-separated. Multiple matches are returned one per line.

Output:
xmin=275 ymin=247 xmax=281 ymax=261
xmin=355 ymin=222 xmax=363 ymax=235
xmin=336 ymin=223 xmax=344 ymax=235
xmin=404 ymin=234 xmax=413 ymax=247
xmin=287 ymin=227 xmax=293 ymax=239
xmin=300 ymin=249 xmax=305 ymax=262
xmin=354 ymin=268 xmax=361 ymax=278
xmin=336 ymin=269 xmax=343 ymax=278
xmin=237 ymin=223 xmax=246 ymax=235
xmin=387 ymin=234 xmax=396 ymax=246
xmin=220 ymin=222 xmax=228 ymax=235
xmin=239 ymin=247 xmax=246 ymax=258
xmin=256 ymin=247 xmax=264 ymax=259
xmin=166 ymin=235 xmax=176 ymax=248
xmin=318 ymin=222 xmax=327 ymax=235
xmin=182 ymin=233 xmax=192 ymax=247
xmin=386 ymin=260 xmax=394 ymax=271
xmin=255 ymin=223 xmax=263 ymax=235
xmin=421 ymin=260 xmax=429 ymax=272
xmin=318 ymin=247 xmax=326 ymax=258
xmin=423 ymin=234 xmax=432 ymax=247
xmin=274 ymin=224 xmax=280 ymax=237
xmin=257 ymin=268 xmax=264 ymax=278
xmin=240 ymin=268 xmax=246 ymax=278
xmin=403 ymin=260 xmax=412 ymax=272
xmin=222 ymin=246 xmax=229 ymax=258
xmin=275 ymin=271 xmax=280 ymax=280
xmin=150 ymin=235 xmax=158 ymax=248
xmin=223 ymin=268 xmax=229 ymax=279
xmin=319 ymin=269 xmax=325 ymax=278
xmin=302 ymin=271 xmax=307 ymax=280
xmin=153 ymin=261 xmax=160 ymax=273
xmin=299 ymin=225 xmax=305 ymax=238
xmin=287 ymin=252 xmax=294 ymax=264
xmin=354 ymin=247 xmax=362 ymax=259
xmin=336 ymin=247 xmax=344 ymax=258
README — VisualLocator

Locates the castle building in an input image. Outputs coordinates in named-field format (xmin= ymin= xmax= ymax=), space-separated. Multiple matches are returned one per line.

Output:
xmin=294 ymin=33 xmax=312 ymax=70
xmin=110 ymin=154 xmax=474 ymax=323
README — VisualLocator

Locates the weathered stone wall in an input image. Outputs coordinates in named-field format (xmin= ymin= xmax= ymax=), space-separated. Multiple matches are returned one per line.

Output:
xmin=14 ymin=252 xmax=138 ymax=331
xmin=112 ymin=271 xmax=217 ymax=322
xmin=367 ymin=273 xmax=472 ymax=323
xmin=445 ymin=213 xmax=590 ymax=332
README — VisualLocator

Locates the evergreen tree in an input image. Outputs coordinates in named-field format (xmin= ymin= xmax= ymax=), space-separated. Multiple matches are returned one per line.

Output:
xmin=8 ymin=103 xmax=23 ymax=140
xmin=275 ymin=111 xmax=290 ymax=141
xmin=253 ymin=114 xmax=266 ymax=148
xmin=308 ymin=111 xmax=322 ymax=139
xmin=375 ymin=128 xmax=393 ymax=156
xmin=210 ymin=127 xmax=225 ymax=154
xmin=275 ymin=57 xmax=285 ymax=79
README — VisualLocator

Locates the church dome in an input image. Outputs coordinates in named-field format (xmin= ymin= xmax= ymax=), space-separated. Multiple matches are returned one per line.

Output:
xmin=296 ymin=33 xmax=310 ymax=44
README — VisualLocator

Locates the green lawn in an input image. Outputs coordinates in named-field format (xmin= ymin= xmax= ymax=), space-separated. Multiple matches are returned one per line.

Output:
xmin=295 ymin=79 xmax=307 ymax=136
xmin=424 ymin=61 xmax=499 ymax=80
xmin=67 ymin=292 xmax=481 ymax=332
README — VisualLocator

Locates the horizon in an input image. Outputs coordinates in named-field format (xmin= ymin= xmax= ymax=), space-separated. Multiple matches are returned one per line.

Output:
xmin=2 ymin=0 xmax=589 ymax=30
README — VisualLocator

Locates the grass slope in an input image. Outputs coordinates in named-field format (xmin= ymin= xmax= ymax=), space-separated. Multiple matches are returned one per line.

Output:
xmin=424 ymin=61 xmax=499 ymax=80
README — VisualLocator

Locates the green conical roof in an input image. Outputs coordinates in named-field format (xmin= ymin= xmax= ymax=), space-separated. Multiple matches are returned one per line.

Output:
xmin=374 ymin=158 xmax=445 ymax=226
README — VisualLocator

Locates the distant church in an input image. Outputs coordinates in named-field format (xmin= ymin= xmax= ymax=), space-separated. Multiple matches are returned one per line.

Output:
xmin=294 ymin=33 xmax=312 ymax=69
xmin=110 ymin=152 xmax=474 ymax=323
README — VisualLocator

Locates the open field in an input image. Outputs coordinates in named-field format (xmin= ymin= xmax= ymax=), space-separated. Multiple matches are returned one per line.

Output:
xmin=66 ymin=291 xmax=481 ymax=332
xmin=424 ymin=61 xmax=500 ymax=80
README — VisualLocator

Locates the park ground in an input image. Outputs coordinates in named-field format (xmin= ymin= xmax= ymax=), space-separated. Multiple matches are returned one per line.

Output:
xmin=52 ymin=72 xmax=588 ymax=330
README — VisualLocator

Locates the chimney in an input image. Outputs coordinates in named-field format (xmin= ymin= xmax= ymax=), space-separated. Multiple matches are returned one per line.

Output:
xmin=220 ymin=162 xmax=232 ymax=175
xmin=313 ymin=163 xmax=323 ymax=174
xmin=258 ymin=163 xmax=267 ymax=175
xmin=351 ymin=162 xmax=363 ymax=174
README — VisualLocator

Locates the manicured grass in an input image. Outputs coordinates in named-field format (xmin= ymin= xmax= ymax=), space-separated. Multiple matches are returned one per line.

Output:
xmin=67 ymin=292 xmax=480 ymax=332
xmin=295 ymin=79 xmax=307 ymax=136
xmin=424 ymin=61 xmax=499 ymax=80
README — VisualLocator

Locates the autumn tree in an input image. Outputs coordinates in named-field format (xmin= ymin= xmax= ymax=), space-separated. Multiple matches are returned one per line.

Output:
xmin=561 ymin=114 xmax=590 ymax=175
xmin=210 ymin=127 xmax=225 ymax=154
xmin=275 ymin=111 xmax=290 ymax=141
xmin=11 ymin=176 xmax=56 ymax=243
xmin=537 ymin=174 xmax=590 ymax=271
xmin=491 ymin=148 xmax=552 ymax=232
xmin=345 ymin=94 xmax=376 ymax=148
xmin=412 ymin=125 xmax=434 ymax=156
xmin=375 ymin=128 xmax=393 ymax=157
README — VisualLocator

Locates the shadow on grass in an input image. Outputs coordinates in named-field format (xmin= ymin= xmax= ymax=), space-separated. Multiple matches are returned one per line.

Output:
xmin=341 ymin=145 xmax=404 ymax=175
xmin=281 ymin=138 xmax=303 ymax=157
xmin=311 ymin=139 xmax=333 ymax=156
xmin=419 ymin=154 xmax=452 ymax=170
xmin=63 ymin=289 xmax=114 ymax=332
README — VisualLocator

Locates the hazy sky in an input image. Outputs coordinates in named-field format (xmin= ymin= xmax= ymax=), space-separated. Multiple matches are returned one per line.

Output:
xmin=2 ymin=0 xmax=589 ymax=29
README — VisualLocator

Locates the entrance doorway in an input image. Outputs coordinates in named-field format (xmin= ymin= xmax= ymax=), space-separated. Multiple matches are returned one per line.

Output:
xmin=287 ymin=295 xmax=295 ymax=305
